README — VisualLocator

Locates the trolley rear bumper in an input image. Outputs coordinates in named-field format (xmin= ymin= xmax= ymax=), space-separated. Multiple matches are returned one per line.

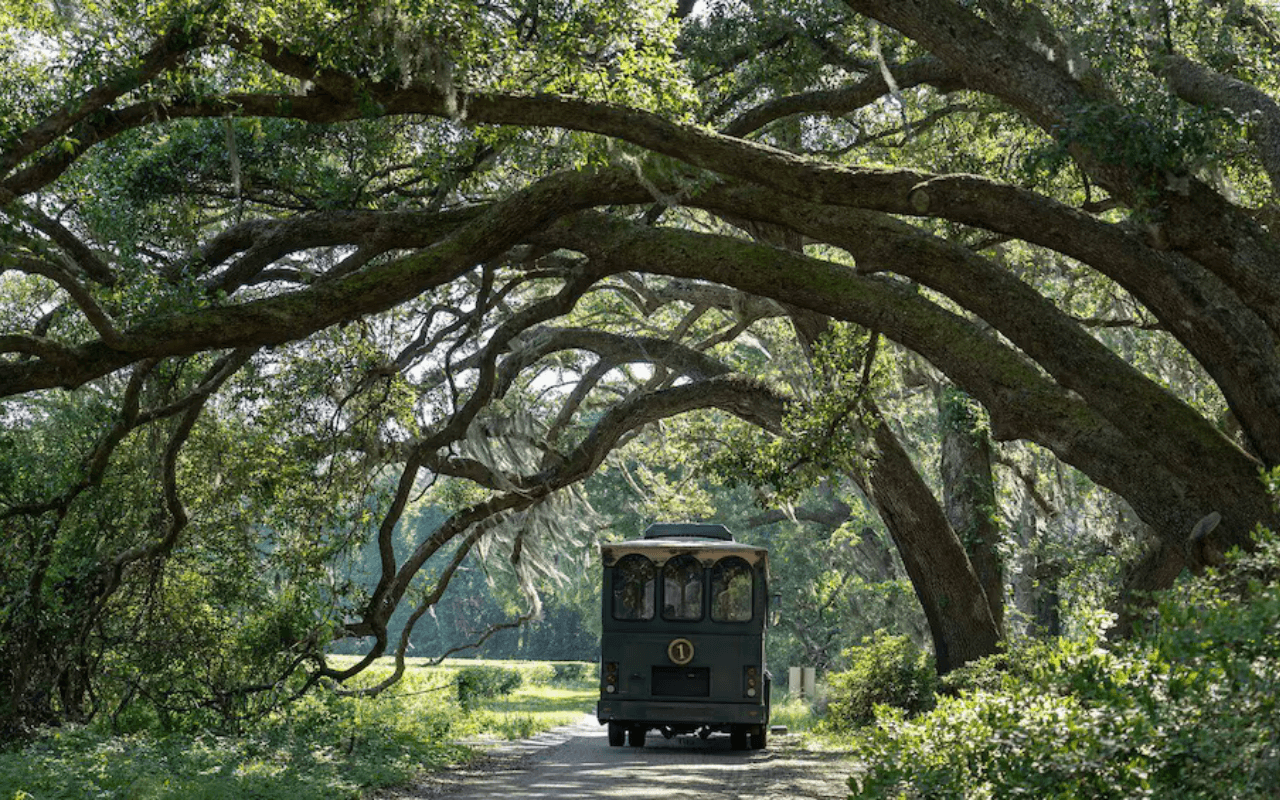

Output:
xmin=596 ymin=698 xmax=766 ymax=727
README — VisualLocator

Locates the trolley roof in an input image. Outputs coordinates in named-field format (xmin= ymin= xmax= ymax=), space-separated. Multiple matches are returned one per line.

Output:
xmin=643 ymin=522 xmax=733 ymax=540
xmin=601 ymin=523 xmax=768 ymax=570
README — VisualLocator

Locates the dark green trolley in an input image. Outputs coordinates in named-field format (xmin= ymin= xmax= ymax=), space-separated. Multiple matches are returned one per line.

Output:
xmin=597 ymin=522 xmax=771 ymax=750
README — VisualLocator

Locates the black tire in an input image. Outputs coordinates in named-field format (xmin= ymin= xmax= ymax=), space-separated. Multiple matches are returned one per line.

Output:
xmin=607 ymin=721 xmax=625 ymax=747
xmin=729 ymin=725 xmax=747 ymax=751
xmin=749 ymin=726 xmax=767 ymax=750
xmin=627 ymin=725 xmax=647 ymax=747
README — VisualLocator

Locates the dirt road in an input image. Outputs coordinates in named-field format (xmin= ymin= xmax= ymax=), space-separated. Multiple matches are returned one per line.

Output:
xmin=382 ymin=714 xmax=854 ymax=799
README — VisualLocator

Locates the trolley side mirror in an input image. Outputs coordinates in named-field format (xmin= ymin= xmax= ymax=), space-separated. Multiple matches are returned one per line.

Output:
xmin=770 ymin=592 xmax=782 ymax=626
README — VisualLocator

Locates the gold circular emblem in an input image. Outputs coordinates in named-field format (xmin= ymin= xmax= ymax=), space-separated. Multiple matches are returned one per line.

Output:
xmin=667 ymin=638 xmax=695 ymax=665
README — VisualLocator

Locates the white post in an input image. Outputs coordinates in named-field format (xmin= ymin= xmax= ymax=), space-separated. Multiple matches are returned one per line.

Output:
xmin=790 ymin=666 xmax=816 ymax=698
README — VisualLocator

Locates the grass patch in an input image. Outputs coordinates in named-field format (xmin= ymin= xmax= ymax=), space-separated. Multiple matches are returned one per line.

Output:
xmin=464 ymin=682 xmax=597 ymax=740
xmin=769 ymin=689 xmax=820 ymax=735
xmin=0 ymin=658 xmax=595 ymax=800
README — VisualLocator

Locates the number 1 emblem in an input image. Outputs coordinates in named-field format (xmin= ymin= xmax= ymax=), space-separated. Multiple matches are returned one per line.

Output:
xmin=667 ymin=638 xmax=695 ymax=665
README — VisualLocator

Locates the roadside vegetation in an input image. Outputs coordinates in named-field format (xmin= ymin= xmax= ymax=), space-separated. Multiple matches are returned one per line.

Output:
xmin=6 ymin=535 xmax=1278 ymax=800
xmin=809 ymin=532 xmax=1280 ymax=798
xmin=0 ymin=659 xmax=595 ymax=800
xmin=5 ymin=1 xmax=1280 ymax=797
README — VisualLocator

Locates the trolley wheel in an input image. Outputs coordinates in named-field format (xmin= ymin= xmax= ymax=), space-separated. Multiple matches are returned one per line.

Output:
xmin=729 ymin=725 xmax=748 ymax=751
xmin=627 ymin=725 xmax=647 ymax=747
xmin=749 ymin=726 xmax=767 ymax=750
xmin=607 ymin=722 xmax=625 ymax=747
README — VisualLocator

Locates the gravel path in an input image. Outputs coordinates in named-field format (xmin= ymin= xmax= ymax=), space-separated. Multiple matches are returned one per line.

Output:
xmin=379 ymin=714 xmax=854 ymax=799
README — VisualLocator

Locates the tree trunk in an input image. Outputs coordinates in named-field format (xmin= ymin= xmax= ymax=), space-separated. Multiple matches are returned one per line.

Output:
xmin=780 ymin=299 xmax=1001 ymax=673
xmin=937 ymin=384 xmax=1005 ymax=635
xmin=858 ymin=400 xmax=1001 ymax=672
xmin=1032 ymin=558 xmax=1065 ymax=638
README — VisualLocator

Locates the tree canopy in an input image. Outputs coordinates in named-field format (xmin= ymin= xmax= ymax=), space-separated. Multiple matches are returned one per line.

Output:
xmin=4 ymin=0 xmax=1280 ymax=732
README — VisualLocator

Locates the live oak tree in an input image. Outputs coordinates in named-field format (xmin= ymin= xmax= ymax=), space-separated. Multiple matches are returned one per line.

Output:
xmin=4 ymin=0 xmax=1280 ymax=729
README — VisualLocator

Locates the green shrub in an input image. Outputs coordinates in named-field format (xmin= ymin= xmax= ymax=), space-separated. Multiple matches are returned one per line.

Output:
xmin=455 ymin=665 xmax=523 ymax=710
xmin=0 ymin=659 xmax=600 ymax=799
xmin=847 ymin=529 xmax=1280 ymax=799
xmin=852 ymin=687 xmax=1164 ymax=799
xmin=0 ymin=669 xmax=467 ymax=800
xmin=549 ymin=661 xmax=590 ymax=684
xmin=823 ymin=632 xmax=937 ymax=732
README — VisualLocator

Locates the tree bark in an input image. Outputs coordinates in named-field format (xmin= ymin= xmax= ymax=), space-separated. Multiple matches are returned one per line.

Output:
xmin=772 ymin=254 xmax=1000 ymax=672
xmin=938 ymin=386 xmax=1004 ymax=635
xmin=859 ymin=401 xmax=1001 ymax=672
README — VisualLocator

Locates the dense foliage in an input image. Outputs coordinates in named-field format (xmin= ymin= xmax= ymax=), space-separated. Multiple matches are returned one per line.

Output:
xmin=847 ymin=531 xmax=1280 ymax=798
xmin=0 ymin=658 xmax=594 ymax=799
xmin=4 ymin=0 xmax=1280 ymax=749
xmin=822 ymin=632 xmax=937 ymax=732
xmin=454 ymin=664 xmax=524 ymax=710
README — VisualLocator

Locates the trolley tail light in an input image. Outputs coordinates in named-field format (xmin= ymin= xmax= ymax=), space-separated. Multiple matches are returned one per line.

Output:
xmin=604 ymin=661 xmax=619 ymax=693
xmin=744 ymin=665 xmax=759 ymax=698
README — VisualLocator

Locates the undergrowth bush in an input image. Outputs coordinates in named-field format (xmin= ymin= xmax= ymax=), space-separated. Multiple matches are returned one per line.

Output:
xmin=848 ymin=529 xmax=1280 ymax=799
xmin=2 ymin=657 xmax=598 ymax=798
xmin=0 ymin=667 xmax=467 ymax=799
xmin=454 ymin=665 xmax=524 ymax=710
xmin=823 ymin=632 xmax=937 ymax=732
xmin=550 ymin=661 xmax=590 ymax=683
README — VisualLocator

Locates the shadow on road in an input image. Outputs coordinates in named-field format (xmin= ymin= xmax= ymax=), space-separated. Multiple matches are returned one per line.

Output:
xmin=392 ymin=715 xmax=853 ymax=800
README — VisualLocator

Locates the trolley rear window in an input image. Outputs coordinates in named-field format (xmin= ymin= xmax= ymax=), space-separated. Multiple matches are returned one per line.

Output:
xmin=609 ymin=550 xmax=759 ymax=623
